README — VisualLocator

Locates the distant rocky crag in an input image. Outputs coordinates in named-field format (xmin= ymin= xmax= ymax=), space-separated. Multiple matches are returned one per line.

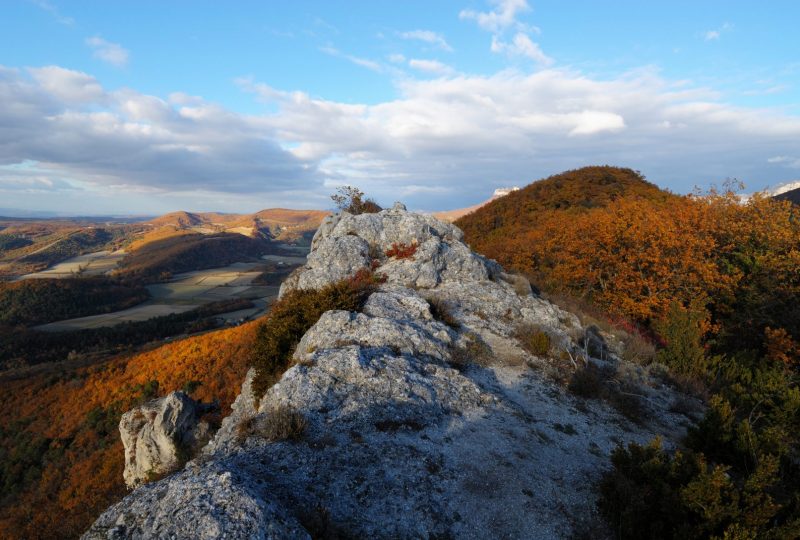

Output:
xmin=85 ymin=203 xmax=694 ymax=539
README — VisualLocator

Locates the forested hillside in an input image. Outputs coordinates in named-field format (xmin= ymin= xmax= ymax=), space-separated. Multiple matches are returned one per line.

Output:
xmin=0 ymin=322 xmax=257 ymax=539
xmin=458 ymin=166 xmax=800 ymax=537
xmin=113 ymin=232 xmax=274 ymax=283
xmin=0 ymin=278 xmax=148 ymax=327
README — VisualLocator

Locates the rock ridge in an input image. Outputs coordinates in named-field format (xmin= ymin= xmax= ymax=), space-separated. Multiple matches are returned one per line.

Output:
xmin=85 ymin=204 xmax=691 ymax=539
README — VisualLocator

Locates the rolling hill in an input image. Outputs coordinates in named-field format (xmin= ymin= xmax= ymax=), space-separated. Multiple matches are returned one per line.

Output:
xmin=455 ymin=166 xmax=675 ymax=269
xmin=0 ymin=321 xmax=257 ymax=539
xmin=144 ymin=208 xmax=328 ymax=242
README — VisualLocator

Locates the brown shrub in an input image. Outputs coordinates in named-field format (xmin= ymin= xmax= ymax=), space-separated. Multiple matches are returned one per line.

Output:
xmin=331 ymin=185 xmax=382 ymax=215
xmin=257 ymin=406 xmax=308 ymax=442
xmin=568 ymin=362 xmax=648 ymax=423
xmin=500 ymin=273 xmax=532 ymax=296
xmin=251 ymin=270 xmax=380 ymax=400
xmin=515 ymin=324 xmax=553 ymax=357
xmin=568 ymin=362 xmax=614 ymax=398
xmin=621 ymin=331 xmax=657 ymax=365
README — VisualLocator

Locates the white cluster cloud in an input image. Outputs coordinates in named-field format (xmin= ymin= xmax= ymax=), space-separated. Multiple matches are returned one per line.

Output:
xmin=399 ymin=30 xmax=453 ymax=52
xmin=768 ymin=156 xmax=800 ymax=168
xmin=491 ymin=33 xmax=552 ymax=64
xmin=460 ymin=0 xmax=532 ymax=32
xmin=86 ymin=37 xmax=130 ymax=67
xmin=461 ymin=0 xmax=550 ymax=65
xmin=408 ymin=59 xmax=454 ymax=75
xmin=705 ymin=22 xmax=733 ymax=41
xmin=320 ymin=46 xmax=383 ymax=72
xmin=237 ymin=67 xmax=800 ymax=206
xmin=30 ymin=0 xmax=74 ymax=26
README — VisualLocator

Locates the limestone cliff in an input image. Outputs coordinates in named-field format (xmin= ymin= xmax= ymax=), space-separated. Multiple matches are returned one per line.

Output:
xmin=84 ymin=203 xmax=692 ymax=539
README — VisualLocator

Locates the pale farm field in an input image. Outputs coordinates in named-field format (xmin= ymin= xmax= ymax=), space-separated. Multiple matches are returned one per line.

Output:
xmin=19 ymin=250 xmax=127 ymax=280
xmin=33 ymin=259 xmax=297 ymax=332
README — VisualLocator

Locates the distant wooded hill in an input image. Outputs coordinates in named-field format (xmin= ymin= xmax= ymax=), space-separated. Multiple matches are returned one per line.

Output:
xmin=774 ymin=185 xmax=800 ymax=205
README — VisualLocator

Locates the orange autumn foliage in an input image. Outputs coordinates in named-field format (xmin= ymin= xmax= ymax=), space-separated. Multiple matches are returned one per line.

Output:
xmin=459 ymin=167 xmax=800 ymax=345
xmin=0 ymin=321 xmax=257 ymax=539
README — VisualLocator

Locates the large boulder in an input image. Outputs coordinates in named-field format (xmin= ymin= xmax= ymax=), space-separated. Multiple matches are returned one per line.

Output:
xmin=120 ymin=391 xmax=215 ymax=488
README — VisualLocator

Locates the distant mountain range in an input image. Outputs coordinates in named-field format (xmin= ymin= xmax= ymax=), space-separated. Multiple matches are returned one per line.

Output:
xmin=145 ymin=208 xmax=328 ymax=241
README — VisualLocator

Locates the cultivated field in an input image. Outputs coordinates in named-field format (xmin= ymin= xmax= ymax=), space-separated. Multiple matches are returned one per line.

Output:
xmin=19 ymin=250 xmax=127 ymax=279
xmin=34 ymin=258 xmax=301 ymax=331
xmin=35 ymin=303 xmax=197 ymax=331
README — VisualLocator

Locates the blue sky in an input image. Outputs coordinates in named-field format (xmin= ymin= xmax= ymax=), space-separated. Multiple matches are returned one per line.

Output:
xmin=1 ymin=0 xmax=799 ymax=215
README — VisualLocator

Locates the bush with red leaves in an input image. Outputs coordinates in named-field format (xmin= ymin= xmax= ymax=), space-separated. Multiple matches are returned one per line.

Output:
xmin=384 ymin=242 xmax=417 ymax=259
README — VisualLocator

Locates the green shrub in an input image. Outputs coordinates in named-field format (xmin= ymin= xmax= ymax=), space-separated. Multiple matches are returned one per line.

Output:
xmin=598 ymin=438 xmax=789 ymax=540
xmin=181 ymin=380 xmax=202 ymax=395
xmin=599 ymin=439 xmax=708 ymax=539
xmin=599 ymin=340 xmax=800 ymax=539
xmin=251 ymin=270 xmax=379 ymax=400
xmin=654 ymin=299 xmax=709 ymax=378
xmin=515 ymin=324 xmax=552 ymax=357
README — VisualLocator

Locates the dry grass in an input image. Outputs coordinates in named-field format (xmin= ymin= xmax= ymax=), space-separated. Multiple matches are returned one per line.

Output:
xmin=449 ymin=333 xmax=495 ymax=370
xmin=514 ymin=324 xmax=553 ymax=357
xmin=621 ymin=331 xmax=657 ymax=365
xmin=237 ymin=406 xmax=308 ymax=443
xmin=258 ymin=406 xmax=308 ymax=441
xmin=501 ymin=273 xmax=533 ymax=296
xmin=567 ymin=362 xmax=649 ymax=424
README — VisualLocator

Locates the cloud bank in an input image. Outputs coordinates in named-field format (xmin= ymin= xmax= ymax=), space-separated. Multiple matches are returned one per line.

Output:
xmin=2 ymin=59 xmax=800 ymax=211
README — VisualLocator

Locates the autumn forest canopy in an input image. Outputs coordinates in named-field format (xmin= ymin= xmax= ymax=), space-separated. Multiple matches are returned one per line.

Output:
xmin=458 ymin=166 xmax=800 ymax=537
xmin=457 ymin=166 xmax=800 ymax=352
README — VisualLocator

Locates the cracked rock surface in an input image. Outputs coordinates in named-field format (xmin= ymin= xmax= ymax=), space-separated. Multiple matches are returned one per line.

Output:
xmin=85 ymin=204 xmax=692 ymax=539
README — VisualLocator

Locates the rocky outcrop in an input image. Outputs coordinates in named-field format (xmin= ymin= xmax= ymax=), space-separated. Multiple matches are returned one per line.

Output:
xmin=86 ymin=204 xmax=693 ymax=539
xmin=120 ymin=391 xmax=215 ymax=488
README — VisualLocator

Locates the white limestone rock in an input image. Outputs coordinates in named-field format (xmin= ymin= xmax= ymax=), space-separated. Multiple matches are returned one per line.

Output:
xmin=119 ymin=391 xmax=211 ymax=488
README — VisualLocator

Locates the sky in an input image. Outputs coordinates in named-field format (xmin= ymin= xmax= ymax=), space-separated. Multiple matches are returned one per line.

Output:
xmin=1 ymin=0 xmax=799 ymax=215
